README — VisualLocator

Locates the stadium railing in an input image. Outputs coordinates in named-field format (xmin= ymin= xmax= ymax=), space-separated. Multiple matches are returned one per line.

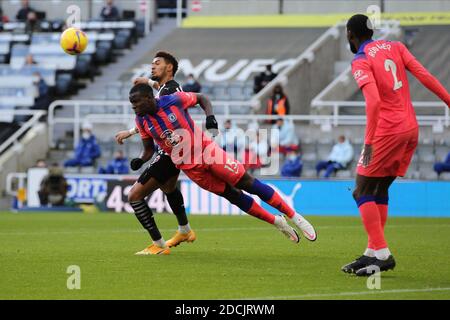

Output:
xmin=0 ymin=109 xmax=47 ymax=155
xmin=48 ymin=99 xmax=260 ymax=148
xmin=250 ymin=22 xmax=340 ymax=114
xmin=311 ymin=100 xmax=450 ymax=131
xmin=310 ymin=21 xmax=402 ymax=108
xmin=47 ymin=99 xmax=450 ymax=149
xmin=252 ymin=20 xmax=401 ymax=115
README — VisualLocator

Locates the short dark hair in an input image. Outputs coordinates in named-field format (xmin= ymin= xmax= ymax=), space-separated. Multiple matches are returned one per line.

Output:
xmin=129 ymin=83 xmax=154 ymax=100
xmin=154 ymin=51 xmax=178 ymax=76
xmin=347 ymin=14 xmax=374 ymax=39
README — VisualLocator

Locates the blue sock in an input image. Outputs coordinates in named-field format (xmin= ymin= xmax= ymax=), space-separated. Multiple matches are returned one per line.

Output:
xmin=246 ymin=179 xmax=275 ymax=201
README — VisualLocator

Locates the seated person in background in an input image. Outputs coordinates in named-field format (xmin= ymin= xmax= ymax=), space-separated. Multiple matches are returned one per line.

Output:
xmin=98 ymin=150 xmax=129 ymax=174
xmin=316 ymin=135 xmax=354 ymax=178
xmin=32 ymin=72 xmax=51 ymax=110
xmin=25 ymin=54 xmax=37 ymax=66
xmin=24 ymin=10 xmax=40 ymax=33
xmin=16 ymin=0 xmax=35 ymax=21
xmin=34 ymin=159 xmax=48 ymax=168
xmin=266 ymin=84 xmax=290 ymax=123
xmin=38 ymin=163 xmax=68 ymax=206
xmin=64 ymin=122 xmax=101 ymax=167
xmin=271 ymin=118 xmax=299 ymax=156
xmin=182 ymin=74 xmax=202 ymax=93
xmin=434 ymin=151 xmax=450 ymax=177
xmin=220 ymin=119 xmax=245 ymax=160
xmin=100 ymin=0 xmax=120 ymax=21
xmin=254 ymin=64 xmax=277 ymax=94
xmin=244 ymin=131 xmax=269 ymax=172
xmin=281 ymin=150 xmax=303 ymax=178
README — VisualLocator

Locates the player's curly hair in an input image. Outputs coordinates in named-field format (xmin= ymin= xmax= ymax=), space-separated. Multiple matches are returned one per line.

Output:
xmin=154 ymin=51 xmax=179 ymax=76
xmin=347 ymin=14 xmax=374 ymax=39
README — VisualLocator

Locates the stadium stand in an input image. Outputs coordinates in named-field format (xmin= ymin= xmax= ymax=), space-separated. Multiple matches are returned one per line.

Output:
xmin=42 ymin=21 xmax=449 ymax=182
xmin=2 ymin=5 xmax=450 ymax=212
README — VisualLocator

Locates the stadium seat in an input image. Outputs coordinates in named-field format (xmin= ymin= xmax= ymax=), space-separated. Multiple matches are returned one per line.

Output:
xmin=113 ymin=29 xmax=132 ymax=49
xmin=75 ymin=55 xmax=93 ymax=78
xmin=55 ymin=73 xmax=73 ymax=96
xmin=228 ymin=83 xmax=246 ymax=100
xmin=95 ymin=41 xmax=113 ymax=64
xmin=135 ymin=19 xmax=147 ymax=37
xmin=211 ymin=83 xmax=230 ymax=101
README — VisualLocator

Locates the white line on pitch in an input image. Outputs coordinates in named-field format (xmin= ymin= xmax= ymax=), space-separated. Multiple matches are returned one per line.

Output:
xmin=0 ymin=224 xmax=449 ymax=236
xmin=237 ymin=287 xmax=450 ymax=300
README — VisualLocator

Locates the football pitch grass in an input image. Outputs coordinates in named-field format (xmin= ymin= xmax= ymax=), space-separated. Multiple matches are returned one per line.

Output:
xmin=1 ymin=211 xmax=450 ymax=300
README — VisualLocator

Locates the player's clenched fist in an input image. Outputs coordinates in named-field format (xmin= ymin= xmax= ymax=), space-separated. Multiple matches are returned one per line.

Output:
xmin=206 ymin=115 xmax=219 ymax=137
xmin=133 ymin=77 xmax=160 ymax=90
xmin=130 ymin=158 xmax=144 ymax=171
xmin=133 ymin=77 xmax=149 ymax=85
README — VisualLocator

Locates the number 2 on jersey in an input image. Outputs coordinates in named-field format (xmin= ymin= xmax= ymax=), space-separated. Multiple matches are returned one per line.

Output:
xmin=384 ymin=59 xmax=403 ymax=90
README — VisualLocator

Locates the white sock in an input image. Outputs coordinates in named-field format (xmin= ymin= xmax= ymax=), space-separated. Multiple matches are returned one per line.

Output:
xmin=153 ymin=238 xmax=166 ymax=248
xmin=178 ymin=223 xmax=191 ymax=234
xmin=274 ymin=215 xmax=284 ymax=226
xmin=375 ymin=248 xmax=391 ymax=260
xmin=364 ymin=248 xmax=375 ymax=257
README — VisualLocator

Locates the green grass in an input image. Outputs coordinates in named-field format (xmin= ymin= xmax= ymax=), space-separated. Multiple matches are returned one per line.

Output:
xmin=1 ymin=211 xmax=450 ymax=300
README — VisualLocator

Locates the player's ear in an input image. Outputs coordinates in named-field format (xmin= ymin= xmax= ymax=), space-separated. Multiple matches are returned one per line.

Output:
xmin=167 ymin=63 xmax=173 ymax=75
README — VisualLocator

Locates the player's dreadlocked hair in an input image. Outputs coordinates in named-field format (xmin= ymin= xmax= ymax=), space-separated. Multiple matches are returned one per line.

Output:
xmin=154 ymin=51 xmax=179 ymax=76
xmin=347 ymin=14 xmax=374 ymax=39
xmin=129 ymin=83 xmax=154 ymax=99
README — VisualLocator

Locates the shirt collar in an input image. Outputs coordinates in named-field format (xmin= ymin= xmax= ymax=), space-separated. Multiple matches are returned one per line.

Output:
xmin=356 ymin=39 xmax=374 ymax=56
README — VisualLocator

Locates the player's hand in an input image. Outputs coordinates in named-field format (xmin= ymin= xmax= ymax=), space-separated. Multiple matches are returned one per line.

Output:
xmin=115 ymin=130 xmax=131 ymax=145
xmin=362 ymin=144 xmax=373 ymax=167
xmin=133 ymin=77 xmax=149 ymax=85
xmin=206 ymin=115 xmax=219 ymax=137
xmin=130 ymin=158 xmax=144 ymax=171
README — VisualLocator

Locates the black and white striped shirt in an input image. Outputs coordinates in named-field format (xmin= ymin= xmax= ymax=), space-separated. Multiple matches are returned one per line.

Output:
xmin=156 ymin=79 xmax=183 ymax=98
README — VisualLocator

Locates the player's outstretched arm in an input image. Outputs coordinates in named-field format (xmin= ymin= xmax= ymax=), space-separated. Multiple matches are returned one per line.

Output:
xmin=399 ymin=43 xmax=450 ymax=107
xmin=115 ymin=127 xmax=139 ymax=144
xmin=406 ymin=59 xmax=450 ymax=107
xmin=195 ymin=93 xmax=219 ymax=135
xmin=130 ymin=138 xmax=155 ymax=171
xmin=133 ymin=77 xmax=160 ymax=90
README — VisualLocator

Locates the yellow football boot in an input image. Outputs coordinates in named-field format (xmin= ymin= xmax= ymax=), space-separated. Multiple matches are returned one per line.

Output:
xmin=166 ymin=230 xmax=197 ymax=248
xmin=135 ymin=244 xmax=170 ymax=255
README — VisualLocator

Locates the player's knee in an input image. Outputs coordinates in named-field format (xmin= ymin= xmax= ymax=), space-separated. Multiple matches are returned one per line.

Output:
xmin=128 ymin=186 xmax=144 ymax=202
xmin=160 ymin=182 xmax=177 ymax=194
xmin=221 ymin=185 xmax=240 ymax=204
xmin=235 ymin=173 xmax=253 ymax=190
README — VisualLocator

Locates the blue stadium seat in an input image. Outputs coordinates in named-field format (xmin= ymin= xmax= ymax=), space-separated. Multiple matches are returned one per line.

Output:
xmin=75 ymin=55 xmax=93 ymax=78
xmin=55 ymin=73 xmax=73 ymax=96
xmin=95 ymin=41 xmax=113 ymax=64
xmin=113 ymin=29 xmax=132 ymax=49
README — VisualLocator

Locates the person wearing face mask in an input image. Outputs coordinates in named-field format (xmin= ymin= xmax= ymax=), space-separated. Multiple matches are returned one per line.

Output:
xmin=266 ymin=85 xmax=290 ymax=124
xmin=100 ymin=0 xmax=120 ymax=21
xmin=281 ymin=150 xmax=303 ymax=177
xmin=182 ymin=74 xmax=202 ymax=93
xmin=64 ymin=122 xmax=101 ymax=167
xmin=98 ymin=150 xmax=129 ymax=174
xmin=254 ymin=64 xmax=277 ymax=94
xmin=32 ymin=72 xmax=51 ymax=111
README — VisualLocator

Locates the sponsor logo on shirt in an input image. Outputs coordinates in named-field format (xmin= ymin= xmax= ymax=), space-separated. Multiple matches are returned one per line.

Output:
xmin=168 ymin=113 xmax=177 ymax=123
xmin=353 ymin=70 xmax=368 ymax=83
